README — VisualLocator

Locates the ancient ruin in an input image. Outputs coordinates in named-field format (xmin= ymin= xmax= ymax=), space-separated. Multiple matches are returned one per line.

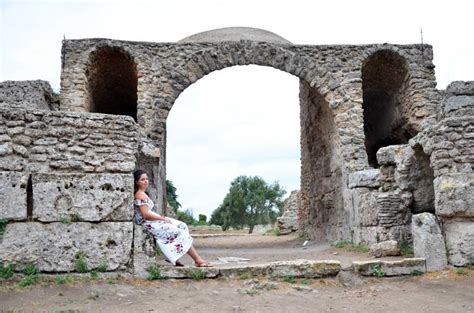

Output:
xmin=0 ymin=27 xmax=472 ymax=276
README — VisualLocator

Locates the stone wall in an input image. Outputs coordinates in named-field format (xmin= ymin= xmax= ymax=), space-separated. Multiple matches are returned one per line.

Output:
xmin=0 ymin=80 xmax=59 ymax=111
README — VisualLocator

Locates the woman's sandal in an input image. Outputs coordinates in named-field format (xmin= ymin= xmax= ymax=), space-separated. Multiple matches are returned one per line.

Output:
xmin=195 ymin=260 xmax=213 ymax=267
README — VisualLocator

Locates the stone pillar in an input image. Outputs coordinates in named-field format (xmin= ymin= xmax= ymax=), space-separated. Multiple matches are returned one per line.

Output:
xmin=412 ymin=213 xmax=447 ymax=271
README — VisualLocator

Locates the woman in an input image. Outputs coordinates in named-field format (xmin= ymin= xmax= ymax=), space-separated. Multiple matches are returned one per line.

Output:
xmin=133 ymin=169 xmax=211 ymax=267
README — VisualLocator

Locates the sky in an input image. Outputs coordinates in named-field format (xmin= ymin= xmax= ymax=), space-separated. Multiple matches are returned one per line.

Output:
xmin=1 ymin=0 xmax=473 ymax=219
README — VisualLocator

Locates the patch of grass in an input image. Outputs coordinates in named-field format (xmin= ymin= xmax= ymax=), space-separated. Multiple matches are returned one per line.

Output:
xmin=70 ymin=213 xmax=82 ymax=222
xmin=400 ymin=241 xmax=414 ymax=256
xmin=106 ymin=279 xmax=115 ymax=284
xmin=282 ymin=275 xmax=296 ymax=283
xmin=74 ymin=252 xmax=88 ymax=273
xmin=55 ymin=275 xmax=71 ymax=285
xmin=146 ymin=266 xmax=162 ymax=280
xmin=239 ymin=273 xmax=251 ymax=280
xmin=0 ymin=219 xmax=9 ymax=236
xmin=371 ymin=264 xmax=385 ymax=277
xmin=60 ymin=217 xmax=72 ymax=225
xmin=411 ymin=270 xmax=424 ymax=276
xmin=96 ymin=259 xmax=108 ymax=272
xmin=333 ymin=241 xmax=369 ymax=253
xmin=301 ymin=279 xmax=311 ymax=285
xmin=18 ymin=276 xmax=34 ymax=288
xmin=23 ymin=263 xmax=40 ymax=276
xmin=272 ymin=228 xmax=281 ymax=236
xmin=191 ymin=269 xmax=206 ymax=281
xmin=455 ymin=268 xmax=468 ymax=276
xmin=154 ymin=248 xmax=163 ymax=257
xmin=0 ymin=263 xmax=15 ymax=279
xmin=90 ymin=270 xmax=98 ymax=279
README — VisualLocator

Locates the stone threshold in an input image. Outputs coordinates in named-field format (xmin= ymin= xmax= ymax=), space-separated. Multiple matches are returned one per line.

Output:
xmin=156 ymin=258 xmax=427 ymax=279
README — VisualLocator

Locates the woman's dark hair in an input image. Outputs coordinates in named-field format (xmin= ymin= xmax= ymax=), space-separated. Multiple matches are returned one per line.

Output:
xmin=133 ymin=169 xmax=147 ymax=193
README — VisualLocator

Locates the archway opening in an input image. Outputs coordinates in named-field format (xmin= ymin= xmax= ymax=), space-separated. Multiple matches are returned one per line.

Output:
xmin=410 ymin=145 xmax=435 ymax=214
xmin=362 ymin=50 xmax=413 ymax=167
xmin=86 ymin=46 xmax=137 ymax=120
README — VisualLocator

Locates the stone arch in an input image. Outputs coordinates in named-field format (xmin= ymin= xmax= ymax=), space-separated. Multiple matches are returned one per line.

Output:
xmin=85 ymin=45 xmax=138 ymax=120
xmin=161 ymin=47 xmax=347 ymax=242
xmin=362 ymin=49 xmax=414 ymax=167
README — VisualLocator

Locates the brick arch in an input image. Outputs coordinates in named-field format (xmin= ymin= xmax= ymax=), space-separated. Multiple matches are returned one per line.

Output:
xmin=159 ymin=46 xmax=348 ymax=242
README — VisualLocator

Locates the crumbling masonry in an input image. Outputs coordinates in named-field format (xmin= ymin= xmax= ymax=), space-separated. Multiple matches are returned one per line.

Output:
xmin=0 ymin=28 xmax=472 ymax=276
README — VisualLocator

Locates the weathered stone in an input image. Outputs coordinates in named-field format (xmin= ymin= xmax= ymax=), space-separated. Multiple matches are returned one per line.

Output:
xmin=376 ymin=145 xmax=405 ymax=166
xmin=434 ymin=174 xmax=474 ymax=218
xmin=443 ymin=220 xmax=474 ymax=266
xmin=32 ymin=173 xmax=133 ymax=222
xmin=444 ymin=96 xmax=474 ymax=113
xmin=0 ymin=222 xmax=133 ymax=272
xmin=0 ymin=171 xmax=28 ymax=220
xmin=218 ymin=260 xmax=341 ymax=278
xmin=446 ymin=81 xmax=474 ymax=96
xmin=369 ymin=240 xmax=401 ymax=258
xmin=276 ymin=190 xmax=299 ymax=233
xmin=132 ymin=224 xmax=158 ymax=279
xmin=412 ymin=213 xmax=447 ymax=271
xmin=159 ymin=266 xmax=220 ymax=279
xmin=0 ymin=80 xmax=59 ymax=111
xmin=348 ymin=169 xmax=380 ymax=188
xmin=352 ymin=258 xmax=426 ymax=276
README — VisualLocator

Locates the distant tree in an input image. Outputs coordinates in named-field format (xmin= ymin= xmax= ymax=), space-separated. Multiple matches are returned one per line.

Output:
xmin=166 ymin=180 xmax=181 ymax=211
xmin=198 ymin=214 xmax=207 ymax=225
xmin=210 ymin=176 xmax=286 ymax=233
xmin=176 ymin=208 xmax=196 ymax=225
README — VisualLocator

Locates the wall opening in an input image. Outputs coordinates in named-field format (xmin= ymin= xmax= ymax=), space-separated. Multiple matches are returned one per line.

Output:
xmin=362 ymin=50 xmax=413 ymax=167
xmin=410 ymin=145 xmax=435 ymax=214
xmin=86 ymin=46 xmax=137 ymax=120
xmin=27 ymin=175 xmax=33 ymax=221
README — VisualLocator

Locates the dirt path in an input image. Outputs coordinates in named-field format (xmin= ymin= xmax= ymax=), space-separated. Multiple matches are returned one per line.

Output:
xmin=1 ymin=234 xmax=473 ymax=312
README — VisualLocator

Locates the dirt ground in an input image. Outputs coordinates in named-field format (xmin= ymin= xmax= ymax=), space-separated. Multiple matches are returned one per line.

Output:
xmin=1 ymin=234 xmax=473 ymax=312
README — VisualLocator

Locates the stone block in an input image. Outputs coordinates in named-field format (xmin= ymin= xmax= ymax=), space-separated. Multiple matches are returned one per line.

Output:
xmin=348 ymin=169 xmax=380 ymax=188
xmin=0 ymin=171 xmax=28 ymax=220
xmin=443 ymin=220 xmax=474 ymax=266
xmin=444 ymin=96 xmax=474 ymax=113
xmin=446 ymin=81 xmax=474 ymax=96
xmin=0 ymin=80 xmax=58 ymax=110
xmin=376 ymin=145 xmax=406 ymax=166
xmin=353 ymin=258 xmax=426 ymax=276
xmin=434 ymin=174 xmax=474 ymax=218
xmin=369 ymin=240 xmax=401 ymax=258
xmin=352 ymin=188 xmax=379 ymax=227
xmin=412 ymin=213 xmax=447 ymax=271
xmin=0 ymin=222 xmax=133 ymax=272
xmin=133 ymin=224 xmax=158 ymax=279
xmin=32 ymin=173 xmax=133 ymax=222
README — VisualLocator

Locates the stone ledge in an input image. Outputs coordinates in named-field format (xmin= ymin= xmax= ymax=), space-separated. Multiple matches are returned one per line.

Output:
xmin=352 ymin=258 xmax=426 ymax=276
xmin=348 ymin=169 xmax=380 ymax=188
xmin=156 ymin=260 xmax=341 ymax=279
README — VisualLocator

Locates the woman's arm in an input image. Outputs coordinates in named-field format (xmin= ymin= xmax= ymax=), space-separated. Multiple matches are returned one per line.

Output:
xmin=139 ymin=205 xmax=171 ymax=223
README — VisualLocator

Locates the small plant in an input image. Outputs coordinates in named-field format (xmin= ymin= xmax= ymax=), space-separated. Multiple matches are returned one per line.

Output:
xmin=239 ymin=273 xmax=250 ymax=280
xmin=60 ymin=217 xmax=72 ymax=225
xmin=0 ymin=219 xmax=9 ymax=236
xmin=74 ymin=252 xmax=89 ymax=273
xmin=96 ymin=259 xmax=108 ymax=272
xmin=146 ymin=266 xmax=162 ymax=280
xmin=272 ymin=228 xmax=281 ymax=236
xmin=375 ymin=233 xmax=380 ymax=243
xmin=70 ymin=213 xmax=82 ymax=222
xmin=90 ymin=270 xmax=98 ymax=279
xmin=371 ymin=264 xmax=385 ymax=277
xmin=282 ymin=275 xmax=296 ymax=283
xmin=18 ymin=276 xmax=34 ymax=288
xmin=400 ymin=241 xmax=414 ymax=256
xmin=334 ymin=240 xmax=351 ymax=249
xmin=23 ymin=264 xmax=40 ymax=276
xmin=154 ymin=248 xmax=163 ymax=257
xmin=106 ymin=279 xmax=115 ymax=284
xmin=455 ymin=268 xmax=468 ymax=276
xmin=0 ymin=263 xmax=15 ymax=279
xmin=301 ymin=279 xmax=311 ymax=285
xmin=350 ymin=244 xmax=369 ymax=253
xmin=55 ymin=275 xmax=70 ymax=285
xmin=411 ymin=270 xmax=424 ymax=276
xmin=191 ymin=269 xmax=206 ymax=281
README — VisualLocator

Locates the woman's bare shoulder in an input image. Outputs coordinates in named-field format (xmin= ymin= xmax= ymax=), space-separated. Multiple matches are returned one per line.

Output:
xmin=134 ymin=191 xmax=147 ymax=200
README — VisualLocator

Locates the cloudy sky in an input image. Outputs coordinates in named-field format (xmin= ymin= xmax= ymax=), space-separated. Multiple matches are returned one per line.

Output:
xmin=1 ymin=0 xmax=473 ymax=218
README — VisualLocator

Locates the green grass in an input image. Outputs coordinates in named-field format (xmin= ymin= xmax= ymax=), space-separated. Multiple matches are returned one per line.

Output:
xmin=282 ymin=275 xmax=296 ymax=283
xmin=55 ymin=275 xmax=71 ymax=285
xmin=0 ymin=219 xmax=8 ymax=237
xmin=455 ymin=268 xmax=468 ymax=276
xmin=18 ymin=276 xmax=34 ymax=288
xmin=60 ymin=217 xmax=72 ymax=225
xmin=23 ymin=264 xmax=40 ymax=276
xmin=333 ymin=241 xmax=369 ymax=253
xmin=74 ymin=253 xmax=89 ymax=273
xmin=400 ymin=241 xmax=414 ymax=256
xmin=301 ymin=279 xmax=311 ymax=285
xmin=0 ymin=263 xmax=15 ymax=279
xmin=239 ymin=273 xmax=251 ymax=280
xmin=146 ymin=266 xmax=162 ymax=280
xmin=371 ymin=264 xmax=385 ymax=277
xmin=411 ymin=270 xmax=424 ymax=276
xmin=191 ymin=269 xmax=206 ymax=280
xmin=90 ymin=270 xmax=98 ymax=279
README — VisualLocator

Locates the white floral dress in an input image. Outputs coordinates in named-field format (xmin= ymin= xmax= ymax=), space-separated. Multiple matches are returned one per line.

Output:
xmin=134 ymin=198 xmax=193 ymax=265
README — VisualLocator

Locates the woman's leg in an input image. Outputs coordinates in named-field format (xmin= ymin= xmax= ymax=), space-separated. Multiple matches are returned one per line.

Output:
xmin=186 ymin=246 xmax=211 ymax=266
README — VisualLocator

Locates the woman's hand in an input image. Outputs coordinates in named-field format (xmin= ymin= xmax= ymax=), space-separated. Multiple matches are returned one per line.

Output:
xmin=162 ymin=217 xmax=172 ymax=224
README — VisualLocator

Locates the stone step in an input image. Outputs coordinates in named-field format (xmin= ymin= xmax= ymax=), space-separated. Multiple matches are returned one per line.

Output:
xmin=157 ymin=259 xmax=341 ymax=279
xmin=352 ymin=258 xmax=426 ymax=276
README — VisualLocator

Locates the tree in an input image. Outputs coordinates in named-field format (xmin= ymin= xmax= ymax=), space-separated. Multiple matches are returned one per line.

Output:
xmin=210 ymin=176 xmax=286 ymax=233
xmin=166 ymin=180 xmax=181 ymax=211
